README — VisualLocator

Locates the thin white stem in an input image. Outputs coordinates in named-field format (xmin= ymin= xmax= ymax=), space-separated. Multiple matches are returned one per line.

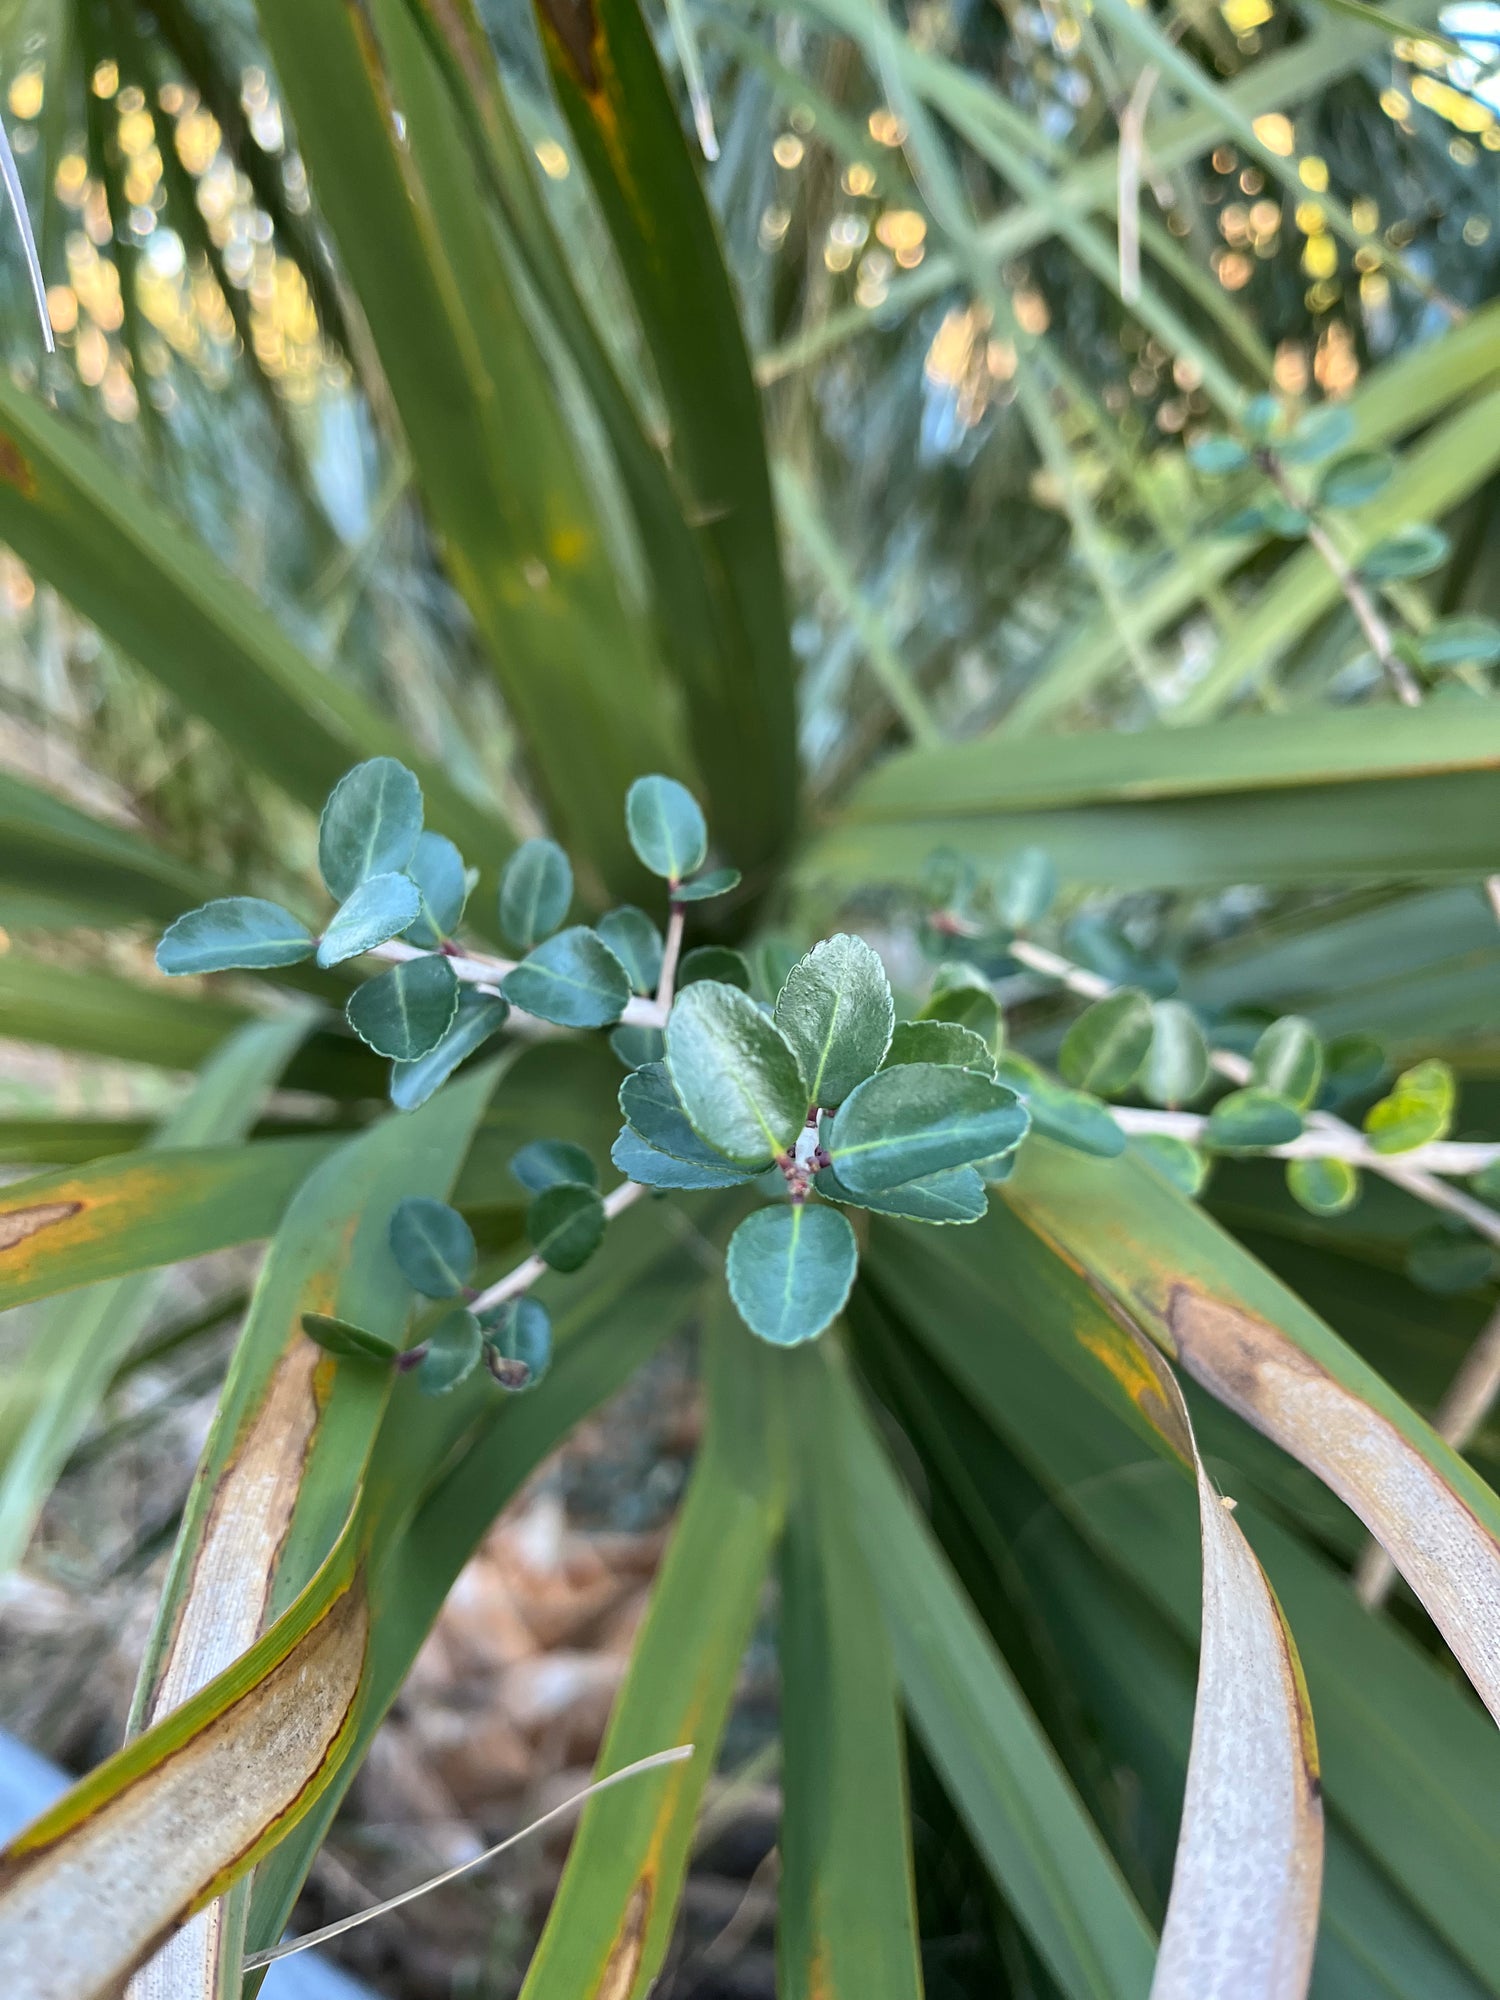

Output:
xmin=657 ymin=904 xmax=686 ymax=1014
xmin=1006 ymin=937 xmax=1113 ymax=999
xmin=467 ymin=1181 xmax=646 ymax=1319
xmin=1113 ymin=1105 xmax=1500 ymax=1178
xmin=242 ymin=1746 xmax=693 ymax=1970
xmin=371 ymin=940 xmax=668 ymax=1030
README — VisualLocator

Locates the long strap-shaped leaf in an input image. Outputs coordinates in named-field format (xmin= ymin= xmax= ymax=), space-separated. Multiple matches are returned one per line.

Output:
xmin=0 ymin=1137 xmax=337 ymax=1312
xmin=0 ymin=769 xmax=217 ymax=929
xmin=531 ymin=0 xmax=798 ymax=880
xmin=252 ymin=0 xmax=689 ymax=895
xmin=0 ymin=1012 xmax=317 ymax=1573
xmin=810 ymin=700 xmax=1500 ymax=893
xmin=0 ymin=386 xmax=506 ymax=869
xmin=779 ymin=1347 xmax=926 ymax=1999
xmin=125 ymin=1064 xmax=505 ymax=1998
xmin=1005 ymin=1139 xmax=1500 ymax=1728
xmin=0 ymin=951 xmax=248 ymax=1068
xmin=517 ymin=1294 xmax=787 ymax=2000
xmin=828 ymin=1356 xmax=1158 ymax=2000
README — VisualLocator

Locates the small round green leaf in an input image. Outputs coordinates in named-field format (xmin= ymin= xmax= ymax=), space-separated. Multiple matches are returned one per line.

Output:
xmin=1361 ymin=524 xmax=1450 ymax=580
xmin=815 ymin=1160 xmax=986 ymax=1225
xmin=300 ymin=1312 xmax=399 ymax=1361
xmin=673 ymin=867 xmax=741 ymax=903
xmin=1417 ymin=617 xmax=1500 ymax=671
xmin=157 ymin=897 xmax=314 ymax=976
xmin=416 ymin=1306 xmax=483 ymax=1394
xmin=501 ymin=927 xmax=631 ymax=1029
xmin=510 ymin=1139 xmax=598 ymax=1194
xmin=498 ymin=838 xmax=573 ymax=952
xmin=884 ymin=1019 xmax=993 ymax=1075
xmin=1142 ymin=1001 xmax=1209 ymax=1109
xmin=1251 ymin=1016 xmax=1323 ymax=1110
xmin=829 ymin=1063 xmax=1029 ymax=1195
xmin=611 ymin=1124 xmax=754 ymax=1190
xmin=1364 ymin=1058 xmax=1455 ymax=1154
xmin=1058 ymin=989 xmax=1153 ymax=1097
xmin=1206 ymin=1088 xmax=1304 ymax=1150
xmin=1315 ymin=450 xmax=1395 ymax=510
xmin=403 ymin=831 xmax=468 ymax=947
xmin=317 ymin=872 xmax=422 ymax=968
xmin=1286 ymin=1157 xmax=1360 ymax=1216
xmin=773 ymin=934 xmax=894 ymax=1110
xmin=680 ymin=946 xmax=753 ymax=991
xmin=1133 ymin=1134 xmax=1208 ymax=1198
xmin=1279 ymin=404 xmax=1355 ymax=464
xmin=1406 ymin=1227 xmax=1495 ymax=1296
xmin=595 ymin=906 xmax=664 ymax=994
xmin=390 ymin=1195 xmax=477 ymax=1297
xmin=665 ymin=982 xmax=809 ymax=1167
xmin=482 ymin=1295 xmax=553 ymax=1390
xmin=918 ymin=975 xmax=1002 ymax=1055
xmin=609 ymin=1024 xmax=666 ymax=1070
xmin=346 ymin=954 xmax=460 ymax=1059
xmin=996 ymin=1056 xmax=1123 ymax=1158
xmin=1187 ymin=433 xmax=1250 ymax=475
xmin=991 ymin=847 xmax=1056 ymax=930
xmin=390 ymin=991 xmax=508 ymax=1111
xmin=1320 ymin=1032 xmax=1386 ymax=1107
xmin=319 ymin=758 xmax=423 ymax=899
xmin=527 ymin=1181 xmax=606 ymax=1272
xmin=626 ymin=775 xmax=708 ymax=882
xmin=726 ymin=1203 xmax=857 ymax=1346
xmin=620 ymin=1061 xmax=742 ymax=1167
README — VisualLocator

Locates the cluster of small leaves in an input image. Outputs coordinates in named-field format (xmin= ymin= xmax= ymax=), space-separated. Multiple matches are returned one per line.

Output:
xmin=156 ymin=763 xmax=741 ymax=1110
xmin=301 ymin=1183 xmax=564 ymax=1394
xmin=1188 ymin=399 xmax=1500 ymax=685
xmin=613 ymin=931 xmax=1031 ymax=1346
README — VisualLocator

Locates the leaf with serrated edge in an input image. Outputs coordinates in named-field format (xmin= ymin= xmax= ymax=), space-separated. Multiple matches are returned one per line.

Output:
xmin=402 ymin=831 xmax=467 ymax=947
xmin=884 ymin=1019 xmax=993 ymax=1075
xmin=774 ymin=934 xmax=893 ymax=1109
xmin=666 ymin=981 xmax=808 ymax=1167
xmin=346 ymin=956 xmax=459 ymax=1060
xmin=390 ymin=992 xmax=508 ymax=1111
xmin=157 ymin=898 xmax=313 ymax=976
xmin=620 ymin=1061 xmax=740 ymax=1167
xmin=317 ymin=872 xmax=421 ymax=968
xmin=500 ymin=927 xmax=630 ymax=1029
xmin=815 ymin=1160 xmax=986 ymax=1224
xmin=318 ymin=758 xmax=423 ymax=900
xmin=611 ymin=1124 xmax=754 ymax=1190
xmin=829 ymin=1064 xmax=1028 ymax=1195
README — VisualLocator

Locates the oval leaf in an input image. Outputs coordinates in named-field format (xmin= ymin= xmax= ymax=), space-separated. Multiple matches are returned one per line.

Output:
xmin=673 ymin=866 xmax=740 ymax=903
xmin=610 ymin=1124 xmax=755 ymax=1190
xmin=680 ymin=945 xmax=753 ymax=991
xmin=1417 ymin=615 xmax=1500 ymax=670
xmin=510 ymin=1139 xmax=599 ymax=1194
xmin=390 ymin=991 xmax=508 ymax=1111
xmin=157 ymin=898 xmax=314 ymax=976
xmin=1285 ymin=1157 xmax=1359 ymax=1216
xmin=884 ymin=1019 xmax=994 ymax=1075
xmin=1364 ymin=1058 xmax=1455 ymax=1154
xmin=609 ymin=1024 xmax=666 ymax=1071
xmin=1059 ymin=988 xmax=1153 ymax=1096
xmin=726 ymin=1203 xmax=857 ymax=1345
xmin=389 ymin=1195 xmax=476 ymax=1297
xmin=316 ymin=872 xmax=422 ymax=968
xmin=1143 ymin=1001 xmax=1210 ymax=1109
xmin=626 ymin=774 xmax=708 ymax=882
xmin=1251 ymin=1017 xmax=1323 ymax=1110
xmin=402 ymin=831 xmax=468 ymax=947
xmin=498 ymin=837 xmax=573 ymax=952
xmin=1361 ymin=524 xmax=1450 ymax=580
xmin=992 ymin=846 xmax=1057 ymax=930
xmin=318 ymin=757 xmax=423 ymax=899
xmin=1206 ymin=1088 xmax=1304 ymax=1150
xmin=415 ymin=1306 xmax=483 ymax=1394
xmin=773 ymin=934 xmax=894 ymax=1109
xmin=595 ymin=906 xmax=664 ymax=994
xmin=299 ymin=1311 xmax=400 ymax=1361
xmin=346 ymin=955 xmax=459 ymax=1060
xmin=666 ymin=982 xmax=808 ymax=1168
xmin=1315 ymin=450 xmax=1395 ymax=510
xmin=828 ymin=1064 xmax=1029 ymax=1196
xmin=620 ymin=1060 xmax=744 ymax=1168
xmin=481 ymin=1295 xmax=552 ymax=1390
xmin=501 ymin=927 xmax=630 ymax=1029
xmin=997 ymin=1055 xmax=1124 ymax=1158
xmin=526 ymin=1181 xmax=606 ymax=1272
xmin=814 ymin=1160 xmax=987 ymax=1224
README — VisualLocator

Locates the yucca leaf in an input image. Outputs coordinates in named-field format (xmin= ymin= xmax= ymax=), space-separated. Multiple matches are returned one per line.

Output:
xmin=516 ymin=1294 xmax=786 ymax=2000
xmin=533 ymin=0 xmax=799 ymax=873
xmin=0 ymin=952 xmax=249 ymax=1069
xmin=252 ymin=0 xmax=691 ymax=893
xmin=0 ymin=1012 xmax=317 ymax=1574
xmin=0 ymin=769 xmax=217 ymax=928
xmin=778 ymin=1345 xmax=924 ymax=1998
xmin=814 ymin=703 xmax=1500 ymax=892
